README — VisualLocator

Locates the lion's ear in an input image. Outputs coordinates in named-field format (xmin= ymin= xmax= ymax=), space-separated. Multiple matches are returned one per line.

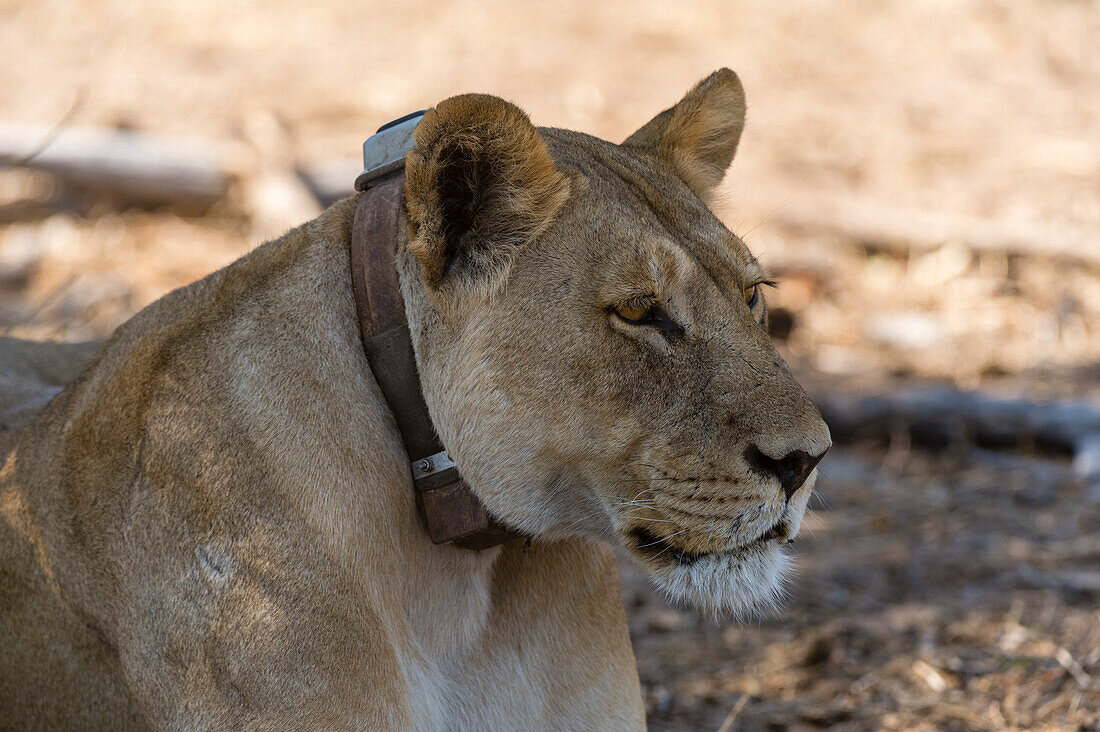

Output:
xmin=623 ymin=68 xmax=746 ymax=202
xmin=404 ymin=94 xmax=571 ymax=289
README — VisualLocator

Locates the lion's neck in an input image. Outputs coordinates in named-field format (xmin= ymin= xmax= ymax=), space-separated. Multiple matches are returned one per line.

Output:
xmin=229 ymin=197 xmax=505 ymax=662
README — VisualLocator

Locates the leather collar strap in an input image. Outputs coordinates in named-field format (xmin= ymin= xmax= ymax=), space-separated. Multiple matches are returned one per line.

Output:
xmin=350 ymin=172 xmax=519 ymax=550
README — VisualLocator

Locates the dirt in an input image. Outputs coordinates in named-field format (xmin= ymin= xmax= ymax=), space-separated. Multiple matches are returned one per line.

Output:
xmin=1 ymin=0 xmax=1098 ymax=728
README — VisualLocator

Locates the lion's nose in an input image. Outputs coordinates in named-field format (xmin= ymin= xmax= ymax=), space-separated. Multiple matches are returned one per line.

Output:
xmin=744 ymin=445 xmax=826 ymax=501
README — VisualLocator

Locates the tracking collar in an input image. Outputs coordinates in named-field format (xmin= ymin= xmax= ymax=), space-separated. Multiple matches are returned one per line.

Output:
xmin=351 ymin=112 xmax=517 ymax=550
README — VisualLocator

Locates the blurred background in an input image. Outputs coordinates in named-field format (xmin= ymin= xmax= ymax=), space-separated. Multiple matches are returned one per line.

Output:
xmin=2 ymin=0 xmax=1098 ymax=728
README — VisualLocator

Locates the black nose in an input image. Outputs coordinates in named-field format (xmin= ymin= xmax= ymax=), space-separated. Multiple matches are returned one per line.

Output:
xmin=744 ymin=445 xmax=826 ymax=501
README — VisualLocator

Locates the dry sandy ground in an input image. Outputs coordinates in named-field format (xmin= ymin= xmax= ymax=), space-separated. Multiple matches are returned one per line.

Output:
xmin=1 ymin=1 xmax=1098 ymax=729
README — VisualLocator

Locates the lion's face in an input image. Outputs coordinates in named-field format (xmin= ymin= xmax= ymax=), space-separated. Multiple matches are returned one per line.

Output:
xmin=403 ymin=70 xmax=830 ymax=617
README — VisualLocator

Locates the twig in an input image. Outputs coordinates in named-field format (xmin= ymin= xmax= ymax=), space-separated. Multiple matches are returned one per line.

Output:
xmin=1055 ymin=647 xmax=1092 ymax=690
xmin=715 ymin=694 xmax=749 ymax=732
xmin=0 ymin=89 xmax=85 ymax=167
xmin=1 ymin=274 xmax=79 ymax=336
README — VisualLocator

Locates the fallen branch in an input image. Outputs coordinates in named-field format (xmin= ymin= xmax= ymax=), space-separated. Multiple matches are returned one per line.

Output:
xmin=775 ymin=194 xmax=1100 ymax=268
xmin=0 ymin=122 xmax=227 ymax=208
xmin=813 ymin=387 xmax=1100 ymax=460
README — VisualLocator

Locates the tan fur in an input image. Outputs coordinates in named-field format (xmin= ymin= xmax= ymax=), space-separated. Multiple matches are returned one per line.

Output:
xmin=623 ymin=68 xmax=747 ymax=202
xmin=0 ymin=69 xmax=827 ymax=729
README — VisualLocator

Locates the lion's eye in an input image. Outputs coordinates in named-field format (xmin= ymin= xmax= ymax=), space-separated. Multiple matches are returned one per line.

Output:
xmin=615 ymin=303 xmax=651 ymax=324
xmin=611 ymin=302 xmax=683 ymax=337
xmin=744 ymin=284 xmax=759 ymax=308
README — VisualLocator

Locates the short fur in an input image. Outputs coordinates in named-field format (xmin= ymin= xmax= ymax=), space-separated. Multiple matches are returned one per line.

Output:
xmin=0 ymin=69 xmax=828 ymax=729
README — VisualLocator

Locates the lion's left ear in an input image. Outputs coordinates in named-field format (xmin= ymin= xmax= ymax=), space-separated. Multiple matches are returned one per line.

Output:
xmin=404 ymin=94 xmax=571 ymax=289
xmin=623 ymin=68 xmax=746 ymax=202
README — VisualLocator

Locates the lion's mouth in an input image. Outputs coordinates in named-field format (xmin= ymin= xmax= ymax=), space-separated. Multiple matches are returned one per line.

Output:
xmin=755 ymin=522 xmax=786 ymax=544
xmin=630 ymin=521 xmax=787 ymax=566
xmin=630 ymin=527 xmax=710 ymax=565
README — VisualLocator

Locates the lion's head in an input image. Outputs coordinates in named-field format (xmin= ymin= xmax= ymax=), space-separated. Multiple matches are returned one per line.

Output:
xmin=400 ymin=69 xmax=831 ymax=616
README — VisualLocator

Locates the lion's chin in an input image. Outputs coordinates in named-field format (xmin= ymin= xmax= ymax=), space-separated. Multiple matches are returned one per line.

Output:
xmin=645 ymin=542 xmax=792 ymax=620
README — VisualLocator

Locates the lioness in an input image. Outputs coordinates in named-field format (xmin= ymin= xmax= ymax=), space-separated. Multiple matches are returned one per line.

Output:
xmin=0 ymin=69 xmax=829 ymax=729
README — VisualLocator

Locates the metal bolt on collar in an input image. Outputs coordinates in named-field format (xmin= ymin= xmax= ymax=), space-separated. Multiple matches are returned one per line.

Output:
xmin=417 ymin=458 xmax=433 ymax=473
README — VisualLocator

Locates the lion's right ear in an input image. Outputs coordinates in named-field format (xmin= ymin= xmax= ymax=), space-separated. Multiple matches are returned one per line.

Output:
xmin=622 ymin=68 xmax=746 ymax=203
xmin=404 ymin=95 xmax=571 ymax=289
